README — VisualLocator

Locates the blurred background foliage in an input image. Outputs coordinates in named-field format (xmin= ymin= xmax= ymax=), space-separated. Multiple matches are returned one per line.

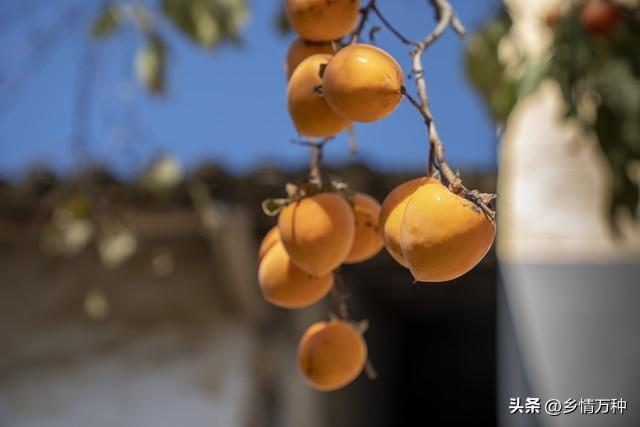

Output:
xmin=92 ymin=0 xmax=248 ymax=94
xmin=465 ymin=0 xmax=640 ymax=232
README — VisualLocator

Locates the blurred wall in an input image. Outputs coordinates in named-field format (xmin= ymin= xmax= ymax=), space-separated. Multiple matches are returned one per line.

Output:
xmin=0 ymin=204 xmax=325 ymax=427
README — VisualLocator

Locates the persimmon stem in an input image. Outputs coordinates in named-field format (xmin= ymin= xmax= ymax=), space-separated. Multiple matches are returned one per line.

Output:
xmin=365 ymin=359 xmax=378 ymax=380
xmin=331 ymin=272 xmax=350 ymax=319
xmin=291 ymin=137 xmax=333 ymax=187
xmin=332 ymin=272 xmax=377 ymax=380
xmin=348 ymin=126 xmax=358 ymax=154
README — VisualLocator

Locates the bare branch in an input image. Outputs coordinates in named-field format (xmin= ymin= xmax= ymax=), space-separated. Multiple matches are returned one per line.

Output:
xmin=346 ymin=1 xmax=494 ymax=222
xmin=402 ymin=0 xmax=495 ymax=221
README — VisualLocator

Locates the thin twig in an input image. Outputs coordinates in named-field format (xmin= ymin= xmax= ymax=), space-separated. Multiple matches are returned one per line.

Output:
xmin=291 ymin=137 xmax=333 ymax=187
xmin=365 ymin=359 xmax=378 ymax=380
xmin=332 ymin=272 xmax=377 ymax=380
xmin=349 ymin=0 xmax=376 ymax=44
xmin=331 ymin=271 xmax=350 ymax=321
xmin=348 ymin=126 xmax=358 ymax=154
xmin=370 ymin=3 xmax=416 ymax=46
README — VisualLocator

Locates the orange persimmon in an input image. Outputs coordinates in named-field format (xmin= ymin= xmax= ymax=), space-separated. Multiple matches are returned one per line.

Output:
xmin=279 ymin=192 xmax=355 ymax=277
xmin=344 ymin=192 xmax=383 ymax=263
xmin=258 ymin=241 xmax=333 ymax=308
xmin=323 ymin=44 xmax=404 ymax=122
xmin=400 ymin=179 xmax=495 ymax=282
xmin=287 ymin=53 xmax=351 ymax=137
xmin=285 ymin=0 xmax=360 ymax=42
xmin=298 ymin=319 xmax=367 ymax=391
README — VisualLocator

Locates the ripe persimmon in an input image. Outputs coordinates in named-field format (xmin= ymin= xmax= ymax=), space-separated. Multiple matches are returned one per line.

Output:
xmin=379 ymin=177 xmax=431 ymax=267
xmin=278 ymin=192 xmax=355 ymax=277
xmin=400 ymin=179 xmax=495 ymax=282
xmin=580 ymin=0 xmax=622 ymax=36
xmin=298 ymin=319 xmax=367 ymax=391
xmin=285 ymin=0 xmax=360 ymax=42
xmin=287 ymin=53 xmax=352 ymax=138
xmin=323 ymin=44 xmax=404 ymax=122
xmin=258 ymin=241 xmax=334 ymax=308
xmin=285 ymin=38 xmax=334 ymax=79
xmin=258 ymin=226 xmax=281 ymax=262
xmin=344 ymin=193 xmax=383 ymax=263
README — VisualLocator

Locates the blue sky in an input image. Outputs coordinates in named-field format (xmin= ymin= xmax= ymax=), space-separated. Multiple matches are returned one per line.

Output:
xmin=0 ymin=0 xmax=500 ymax=180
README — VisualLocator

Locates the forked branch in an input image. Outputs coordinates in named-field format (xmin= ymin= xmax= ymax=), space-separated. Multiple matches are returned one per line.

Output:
xmin=350 ymin=0 xmax=496 ymax=221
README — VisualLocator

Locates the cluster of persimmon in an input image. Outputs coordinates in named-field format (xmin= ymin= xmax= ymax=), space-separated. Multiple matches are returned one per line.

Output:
xmin=258 ymin=190 xmax=382 ymax=391
xmin=259 ymin=0 xmax=496 ymax=392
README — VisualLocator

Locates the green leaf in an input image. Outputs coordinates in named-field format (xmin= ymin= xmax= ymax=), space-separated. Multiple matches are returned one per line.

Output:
xmin=214 ymin=0 xmax=248 ymax=40
xmin=465 ymin=10 xmax=518 ymax=123
xmin=595 ymin=103 xmax=639 ymax=234
xmin=191 ymin=0 xmax=220 ymax=47
xmin=91 ymin=5 xmax=121 ymax=38
xmin=162 ymin=0 xmax=207 ymax=46
xmin=135 ymin=36 xmax=167 ymax=95
xmin=518 ymin=57 xmax=551 ymax=99
xmin=261 ymin=198 xmax=288 ymax=216
xmin=275 ymin=4 xmax=291 ymax=34
xmin=161 ymin=0 xmax=247 ymax=48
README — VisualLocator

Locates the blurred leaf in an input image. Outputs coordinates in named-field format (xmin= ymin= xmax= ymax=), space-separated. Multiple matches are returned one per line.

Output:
xmin=465 ymin=10 xmax=517 ymax=123
xmin=518 ymin=58 xmax=551 ymax=99
xmin=98 ymin=227 xmax=137 ymax=269
xmin=214 ymin=0 xmax=248 ymax=40
xmin=161 ymin=0 xmax=247 ymax=48
xmin=140 ymin=154 xmax=184 ymax=191
xmin=595 ymin=103 xmax=639 ymax=233
xmin=192 ymin=1 xmax=221 ymax=46
xmin=135 ymin=35 xmax=167 ymax=94
xmin=162 ymin=0 xmax=218 ymax=47
xmin=84 ymin=289 xmax=110 ymax=320
xmin=41 ymin=208 xmax=94 ymax=257
xmin=275 ymin=2 xmax=291 ymax=34
xmin=91 ymin=5 xmax=121 ymax=38
xmin=64 ymin=192 xmax=92 ymax=217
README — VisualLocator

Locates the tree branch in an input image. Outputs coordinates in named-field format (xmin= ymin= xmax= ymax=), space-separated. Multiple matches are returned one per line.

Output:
xmin=346 ymin=0 xmax=495 ymax=221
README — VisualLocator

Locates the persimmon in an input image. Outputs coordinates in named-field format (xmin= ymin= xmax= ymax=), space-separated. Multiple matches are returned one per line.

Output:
xmin=287 ymin=53 xmax=352 ymax=138
xmin=258 ymin=225 xmax=281 ymax=262
xmin=379 ymin=177 xmax=431 ymax=267
xmin=258 ymin=241 xmax=334 ymax=308
xmin=580 ymin=0 xmax=622 ymax=36
xmin=298 ymin=319 xmax=367 ymax=391
xmin=344 ymin=193 xmax=383 ymax=263
xmin=400 ymin=179 xmax=495 ymax=282
xmin=278 ymin=192 xmax=355 ymax=277
xmin=323 ymin=44 xmax=404 ymax=122
xmin=285 ymin=0 xmax=361 ymax=42
xmin=285 ymin=37 xmax=333 ymax=79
